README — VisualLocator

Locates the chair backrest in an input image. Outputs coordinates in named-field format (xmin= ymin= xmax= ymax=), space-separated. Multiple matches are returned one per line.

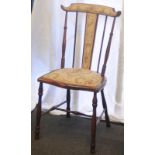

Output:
xmin=61 ymin=3 xmax=121 ymax=76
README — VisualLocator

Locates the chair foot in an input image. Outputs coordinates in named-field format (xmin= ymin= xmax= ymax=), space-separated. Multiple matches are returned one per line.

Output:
xmin=106 ymin=123 xmax=111 ymax=127
xmin=34 ymin=126 xmax=40 ymax=140
xmin=66 ymin=113 xmax=70 ymax=117
xmin=90 ymin=144 xmax=96 ymax=154
xmin=35 ymin=134 xmax=39 ymax=140
xmin=105 ymin=114 xmax=111 ymax=127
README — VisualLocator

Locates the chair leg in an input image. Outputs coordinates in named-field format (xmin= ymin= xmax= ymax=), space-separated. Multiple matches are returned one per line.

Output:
xmin=66 ymin=89 xmax=70 ymax=118
xmin=90 ymin=92 xmax=97 ymax=153
xmin=35 ymin=82 xmax=43 ymax=140
xmin=101 ymin=90 xmax=111 ymax=127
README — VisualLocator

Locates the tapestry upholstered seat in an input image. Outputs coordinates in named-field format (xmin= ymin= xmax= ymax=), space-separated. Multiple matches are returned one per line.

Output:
xmin=34 ymin=3 xmax=121 ymax=154
xmin=38 ymin=68 xmax=106 ymax=91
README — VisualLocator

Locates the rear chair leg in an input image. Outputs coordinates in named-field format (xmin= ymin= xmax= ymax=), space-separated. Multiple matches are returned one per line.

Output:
xmin=66 ymin=89 xmax=70 ymax=118
xmin=101 ymin=90 xmax=111 ymax=127
xmin=90 ymin=92 xmax=97 ymax=153
xmin=35 ymin=82 xmax=43 ymax=139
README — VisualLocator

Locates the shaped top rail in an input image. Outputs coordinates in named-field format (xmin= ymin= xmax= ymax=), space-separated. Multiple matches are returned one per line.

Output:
xmin=61 ymin=3 xmax=121 ymax=17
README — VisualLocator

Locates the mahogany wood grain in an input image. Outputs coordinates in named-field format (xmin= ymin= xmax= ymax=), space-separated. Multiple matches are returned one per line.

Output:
xmin=72 ymin=12 xmax=78 ymax=68
xmin=101 ymin=17 xmax=116 ymax=76
xmin=61 ymin=11 xmax=68 ymax=68
xmin=97 ymin=16 xmax=107 ymax=73
xmin=35 ymin=82 xmax=43 ymax=139
xmin=66 ymin=89 xmax=71 ymax=117
xmin=91 ymin=92 xmax=97 ymax=153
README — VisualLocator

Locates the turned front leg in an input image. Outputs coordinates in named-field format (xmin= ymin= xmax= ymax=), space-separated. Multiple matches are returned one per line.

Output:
xmin=90 ymin=92 xmax=97 ymax=153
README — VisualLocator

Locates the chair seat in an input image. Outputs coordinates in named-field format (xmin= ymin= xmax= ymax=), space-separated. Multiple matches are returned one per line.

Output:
xmin=38 ymin=68 xmax=106 ymax=91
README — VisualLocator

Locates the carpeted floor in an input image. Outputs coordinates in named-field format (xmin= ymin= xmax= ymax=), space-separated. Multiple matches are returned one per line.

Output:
xmin=31 ymin=110 xmax=124 ymax=155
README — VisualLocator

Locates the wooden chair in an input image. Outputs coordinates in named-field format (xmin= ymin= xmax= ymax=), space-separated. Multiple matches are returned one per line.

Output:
xmin=34 ymin=3 xmax=121 ymax=153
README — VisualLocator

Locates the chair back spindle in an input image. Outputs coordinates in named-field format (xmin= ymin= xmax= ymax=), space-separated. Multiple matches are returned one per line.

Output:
xmin=97 ymin=16 xmax=107 ymax=73
xmin=72 ymin=12 xmax=78 ymax=68
xmin=61 ymin=11 xmax=68 ymax=68
xmin=61 ymin=3 xmax=121 ymax=74
xmin=101 ymin=17 xmax=116 ymax=76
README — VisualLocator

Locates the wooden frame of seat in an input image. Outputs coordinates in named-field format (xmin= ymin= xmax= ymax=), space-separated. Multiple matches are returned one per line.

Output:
xmin=34 ymin=3 xmax=121 ymax=154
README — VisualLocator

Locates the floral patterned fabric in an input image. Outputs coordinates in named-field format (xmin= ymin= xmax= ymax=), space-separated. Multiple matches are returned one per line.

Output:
xmin=61 ymin=3 xmax=118 ymax=17
xmin=38 ymin=68 xmax=105 ymax=90
xmin=82 ymin=13 xmax=97 ymax=69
